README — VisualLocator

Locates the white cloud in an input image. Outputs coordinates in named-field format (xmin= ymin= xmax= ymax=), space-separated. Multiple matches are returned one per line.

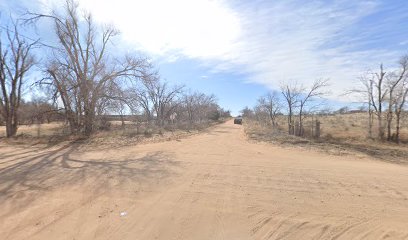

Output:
xmin=35 ymin=0 xmax=404 ymax=100
xmin=209 ymin=1 xmax=401 ymax=99
xmin=78 ymin=0 xmax=241 ymax=59
xmin=400 ymin=40 xmax=408 ymax=46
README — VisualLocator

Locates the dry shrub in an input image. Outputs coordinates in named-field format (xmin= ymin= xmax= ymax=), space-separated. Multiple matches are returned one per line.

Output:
xmin=245 ymin=115 xmax=408 ymax=164
xmin=144 ymin=128 xmax=153 ymax=137
xmin=97 ymin=117 xmax=112 ymax=131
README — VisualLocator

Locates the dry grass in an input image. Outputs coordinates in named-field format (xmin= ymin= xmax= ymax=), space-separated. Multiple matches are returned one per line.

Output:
xmin=245 ymin=113 xmax=408 ymax=164
xmin=0 ymin=119 xmax=227 ymax=148
xmin=319 ymin=113 xmax=408 ymax=142
xmin=0 ymin=122 xmax=69 ymax=138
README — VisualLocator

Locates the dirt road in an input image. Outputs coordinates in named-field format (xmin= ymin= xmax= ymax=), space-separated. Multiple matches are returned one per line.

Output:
xmin=1 ymin=120 xmax=408 ymax=239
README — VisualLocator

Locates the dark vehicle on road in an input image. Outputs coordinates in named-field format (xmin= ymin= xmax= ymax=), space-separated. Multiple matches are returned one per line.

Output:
xmin=234 ymin=116 xmax=242 ymax=124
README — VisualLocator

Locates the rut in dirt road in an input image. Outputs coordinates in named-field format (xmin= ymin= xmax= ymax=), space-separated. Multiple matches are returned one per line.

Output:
xmin=1 ymin=120 xmax=408 ymax=240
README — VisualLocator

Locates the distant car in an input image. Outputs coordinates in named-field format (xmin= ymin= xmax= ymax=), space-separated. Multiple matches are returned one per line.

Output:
xmin=234 ymin=116 xmax=242 ymax=124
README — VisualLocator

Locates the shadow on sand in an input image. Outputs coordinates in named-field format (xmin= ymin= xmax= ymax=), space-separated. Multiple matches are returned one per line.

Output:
xmin=0 ymin=143 xmax=181 ymax=216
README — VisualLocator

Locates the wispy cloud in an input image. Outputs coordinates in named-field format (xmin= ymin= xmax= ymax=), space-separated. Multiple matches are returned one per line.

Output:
xmin=399 ymin=40 xmax=408 ymax=46
xmin=6 ymin=0 xmax=408 ymax=101
xmin=209 ymin=0 xmax=406 ymax=99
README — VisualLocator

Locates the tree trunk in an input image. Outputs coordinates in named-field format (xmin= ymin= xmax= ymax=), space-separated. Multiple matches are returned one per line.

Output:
xmin=368 ymin=110 xmax=373 ymax=139
xmin=84 ymin=109 xmax=95 ymax=136
xmin=298 ymin=111 xmax=304 ymax=137
xmin=65 ymin=110 xmax=79 ymax=134
xmin=120 ymin=114 xmax=125 ymax=128
xmin=386 ymin=110 xmax=392 ymax=141
xmin=378 ymin=113 xmax=384 ymax=140
xmin=395 ymin=112 xmax=401 ymax=144
xmin=5 ymin=113 xmax=18 ymax=137
xmin=288 ymin=108 xmax=293 ymax=135
xmin=6 ymin=120 xmax=13 ymax=137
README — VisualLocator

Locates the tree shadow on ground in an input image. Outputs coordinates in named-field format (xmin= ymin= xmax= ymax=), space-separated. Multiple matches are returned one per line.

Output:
xmin=0 ymin=143 xmax=181 ymax=217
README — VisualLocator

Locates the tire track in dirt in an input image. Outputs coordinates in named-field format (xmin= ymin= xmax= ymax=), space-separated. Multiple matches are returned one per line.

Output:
xmin=2 ymin=120 xmax=408 ymax=239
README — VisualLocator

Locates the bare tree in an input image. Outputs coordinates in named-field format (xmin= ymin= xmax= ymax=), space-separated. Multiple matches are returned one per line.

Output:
xmin=177 ymin=90 xmax=221 ymax=127
xmin=369 ymin=64 xmax=388 ymax=140
xmin=143 ymin=78 xmax=184 ymax=126
xmin=19 ymin=97 xmax=60 ymax=125
xmin=256 ymin=92 xmax=281 ymax=126
xmin=385 ymin=56 xmax=408 ymax=141
xmin=393 ymin=76 xmax=408 ymax=143
xmin=127 ymin=74 xmax=220 ymax=128
xmin=0 ymin=23 xmax=36 ymax=137
xmin=360 ymin=76 xmax=375 ymax=138
xmin=351 ymin=59 xmax=408 ymax=141
xmin=28 ymin=0 xmax=148 ymax=136
xmin=128 ymin=86 xmax=151 ymax=121
xmin=127 ymin=76 xmax=153 ymax=123
xmin=197 ymin=94 xmax=217 ymax=122
xmin=240 ymin=106 xmax=254 ymax=119
xmin=355 ymin=65 xmax=388 ymax=140
xmin=297 ymin=79 xmax=329 ymax=136
xmin=280 ymin=82 xmax=301 ymax=135
xmin=183 ymin=91 xmax=213 ymax=124
xmin=183 ymin=91 xmax=199 ymax=124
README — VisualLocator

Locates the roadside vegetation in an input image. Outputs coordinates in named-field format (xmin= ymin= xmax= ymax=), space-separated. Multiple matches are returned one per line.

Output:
xmin=241 ymin=58 xmax=408 ymax=163
xmin=0 ymin=0 xmax=230 ymax=144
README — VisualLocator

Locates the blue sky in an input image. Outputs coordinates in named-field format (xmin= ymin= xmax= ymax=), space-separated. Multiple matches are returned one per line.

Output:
xmin=1 ymin=0 xmax=408 ymax=115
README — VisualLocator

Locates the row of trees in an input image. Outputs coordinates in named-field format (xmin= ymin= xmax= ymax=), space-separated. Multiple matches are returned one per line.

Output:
xmin=280 ymin=79 xmax=328 ymax=136
xmin=0 ymin=0 xmax=229 ymax=138
xmin=0 ymin=98 xmax=59 ymax=126
xmin=357 ymin=56 xmax=408 ymax=143
xmin=121 ymin=75 xmax=228 ymax=127
xmin=243 ymin=79 xmax=328 ymax=138
xmin=243 ymin=55 xmax=408 ymax=143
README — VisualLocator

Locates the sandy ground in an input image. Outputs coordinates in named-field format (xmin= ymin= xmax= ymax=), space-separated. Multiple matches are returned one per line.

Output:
xmin=1 ymin=120 xmax=408 ymax=240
